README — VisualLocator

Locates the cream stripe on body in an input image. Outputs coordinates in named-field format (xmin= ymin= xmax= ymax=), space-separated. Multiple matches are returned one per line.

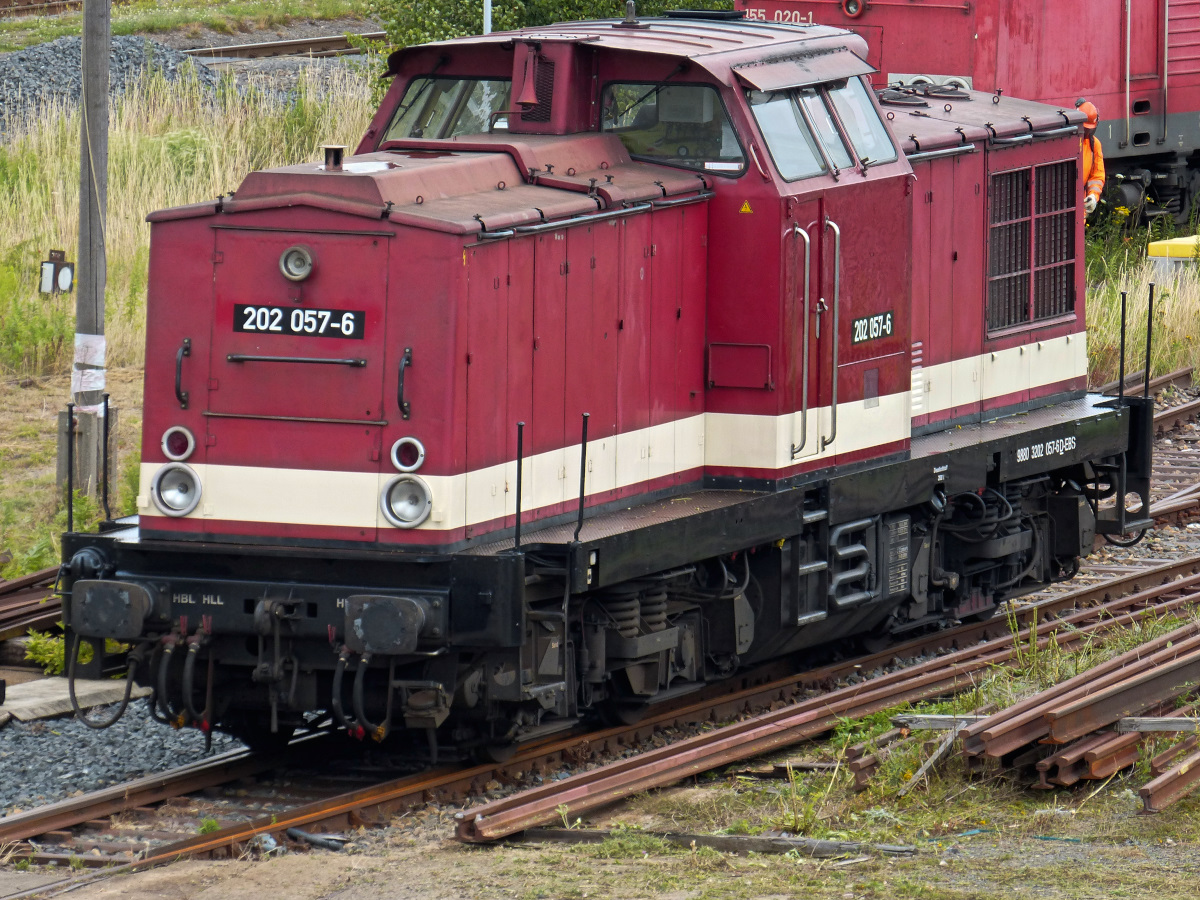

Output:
xmin=138 ymin=335 xmax=1087 ymax=531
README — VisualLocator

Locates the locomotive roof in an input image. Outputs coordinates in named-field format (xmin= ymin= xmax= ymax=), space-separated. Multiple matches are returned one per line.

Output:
xmin=882 ymin=88 xmax=1086 ymax=155
xmin=385 ymin=15 xmax=863 ymax=77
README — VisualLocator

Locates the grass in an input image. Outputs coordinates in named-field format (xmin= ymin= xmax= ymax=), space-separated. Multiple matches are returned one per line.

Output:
xmin=1086 ymin=255 xmax=1200 ymax=386
xmin=0 ymin=61 xmax=376 ymax=378
xmin=0 ymin=0 xmax=374 ymax=53
xmin=0 ymin=368 xmax=142 ymax=578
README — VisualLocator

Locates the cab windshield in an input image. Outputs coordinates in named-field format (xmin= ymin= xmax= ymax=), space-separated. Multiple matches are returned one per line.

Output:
xmin=601 ymin=83 xmax=746 ymax=174
xmin=383 ymin=77 xmax=511 ymax=141
xmin=748 ymin=76 xmax=897 ymax=180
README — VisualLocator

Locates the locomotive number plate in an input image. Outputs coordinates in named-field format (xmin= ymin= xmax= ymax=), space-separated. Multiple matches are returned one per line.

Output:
xmin=851 ymin=311 xmax=894 ymax=345
xmin=234 ymin=304 xmax=365 ymax=340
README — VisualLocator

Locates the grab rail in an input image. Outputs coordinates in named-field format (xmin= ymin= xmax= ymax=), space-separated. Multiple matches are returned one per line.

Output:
xmin=822 ymin=218 xmax=841 ymax=453
xmin=226 ymin=354 xmax=366 ymax=367
xmin=791 ymin=223 xmax=811 ymax=459
xmin=175 ymin=338 xmax=191 ymax=409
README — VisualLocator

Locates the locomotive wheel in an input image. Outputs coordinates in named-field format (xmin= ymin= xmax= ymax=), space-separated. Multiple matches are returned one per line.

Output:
xmin=475 ymin=740 xmax=519 ymax=764
xmin=600 ymin=698 xmax=651 ymax=727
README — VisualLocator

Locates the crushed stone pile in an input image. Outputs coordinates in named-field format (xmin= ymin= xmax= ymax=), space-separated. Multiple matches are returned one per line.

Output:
xmin=0 ymin=35 xmax=219 ymax=127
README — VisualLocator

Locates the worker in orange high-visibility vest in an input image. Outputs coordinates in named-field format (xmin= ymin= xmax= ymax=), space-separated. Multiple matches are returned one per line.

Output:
xmin=1076 ymin=98 xmax=1105 ymax=215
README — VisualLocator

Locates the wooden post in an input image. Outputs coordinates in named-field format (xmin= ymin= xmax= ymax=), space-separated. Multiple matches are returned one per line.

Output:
xmin=57 ymin=407 xmax=118 ymax=505
xmin=71 ymin=0 xmax=110 ymax=498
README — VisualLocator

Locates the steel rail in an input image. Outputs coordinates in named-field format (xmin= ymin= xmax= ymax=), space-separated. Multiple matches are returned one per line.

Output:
xmin=182 ymin=31 xmax=385 ymax=61
xmin=1154 ymin=396 xmax=1200 ymax=434
xmin=1099 ymin=365 xmax=1195 ymax=396
xmin=1140 ymin=745 xmax=1200 ymax=812
xmin=1045 ymin=645 xmax=1200 ymax=743
xmin=0 ymin=0 xmax=80 ymax=18
xmin=0 ymin=566 xmax=59 ymax=640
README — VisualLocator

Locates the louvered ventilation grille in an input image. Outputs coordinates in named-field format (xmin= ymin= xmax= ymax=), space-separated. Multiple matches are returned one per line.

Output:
xmin=522 ymin=61 xmax=556 ymax=123
xmin=987 ymin=161 xmax=1077 ymax=332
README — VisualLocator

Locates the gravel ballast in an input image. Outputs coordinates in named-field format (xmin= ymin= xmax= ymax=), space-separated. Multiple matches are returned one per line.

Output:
xmin=0 ymin=700 xmax=240 ymax=815
xmin=0 ymin=35 xmax=219 ymax=127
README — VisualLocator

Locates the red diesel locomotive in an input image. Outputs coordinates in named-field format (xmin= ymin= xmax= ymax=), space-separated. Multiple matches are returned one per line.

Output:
xmin=738 ymin=0 xmax=1200 ymax=220
xmin=63 ymin=9 xmax=1152 ymax=753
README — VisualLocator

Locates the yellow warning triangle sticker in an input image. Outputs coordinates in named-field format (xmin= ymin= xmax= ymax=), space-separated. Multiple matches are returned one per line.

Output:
xmin=739 ymin=201 xmax=753 ymax=214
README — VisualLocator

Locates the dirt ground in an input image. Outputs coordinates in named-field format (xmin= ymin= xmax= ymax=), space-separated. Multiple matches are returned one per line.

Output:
xmin=0 ymin=783 xmax=1196 ymax=900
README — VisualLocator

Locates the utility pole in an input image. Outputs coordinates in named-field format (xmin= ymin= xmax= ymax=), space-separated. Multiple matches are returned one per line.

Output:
xmin=484 ymin=0 xmax=492 ymax=33
xmin=63 ymin=0 xmax=111 ymax=504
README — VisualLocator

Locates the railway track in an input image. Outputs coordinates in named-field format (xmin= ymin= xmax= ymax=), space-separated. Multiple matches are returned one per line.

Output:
xmin=0 ymin=566 xmax=59 ymax=643
xmin=4 ymin=552 xmax=1200 ymax=897
xmin=0 ymin=0 xmax=79 ymax=19
xmin=181 ymin=31 xmax=385 ymax=62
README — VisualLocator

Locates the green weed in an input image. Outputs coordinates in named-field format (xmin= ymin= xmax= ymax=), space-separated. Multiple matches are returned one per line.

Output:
xmin=197 ymin=817 xmax=222 ymax=834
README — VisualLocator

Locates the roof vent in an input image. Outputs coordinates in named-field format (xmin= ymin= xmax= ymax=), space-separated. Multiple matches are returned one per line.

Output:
xmin=323 ymin=145 xmax=346 ymax=172
xmin=615 ymin=0 xmax=649 ymax=29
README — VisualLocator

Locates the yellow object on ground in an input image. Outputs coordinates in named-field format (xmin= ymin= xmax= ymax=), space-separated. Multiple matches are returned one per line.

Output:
xmin=1147 ymin=236 xmax=1200 ymax=275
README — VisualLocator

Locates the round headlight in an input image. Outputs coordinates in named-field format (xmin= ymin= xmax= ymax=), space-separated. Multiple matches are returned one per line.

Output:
xmin=279 ymin=245 xmax=314 ymax=282
xmin=161 ymin=426 xmax=195 ymax=461
xmin=390 ymin=436 xmax=426 ymax=473
xmin=381 ymin=475 xmax=432 ymax=528
xmin=151 ymin=463 xmax=202 ymax=517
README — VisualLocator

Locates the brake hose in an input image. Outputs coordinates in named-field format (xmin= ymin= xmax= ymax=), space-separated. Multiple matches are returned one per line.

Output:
xmin=68 ymin=635 xmax=141 ymax=730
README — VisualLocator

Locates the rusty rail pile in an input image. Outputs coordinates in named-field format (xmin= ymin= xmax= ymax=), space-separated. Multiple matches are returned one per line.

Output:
xmin=0 ymin=565 xmax=59 ymax=642
xmin=959 ymin=620 xmax=1200 ymax=812
xmin=454 ymin=564 xmax=1200 ymax=842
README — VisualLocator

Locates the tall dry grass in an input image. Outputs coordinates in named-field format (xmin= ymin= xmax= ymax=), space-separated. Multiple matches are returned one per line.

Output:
xmin=0 ymin=63 xmax=376 ymax=376
xmin=1086 ymin=257 xmax=1200 ymax=386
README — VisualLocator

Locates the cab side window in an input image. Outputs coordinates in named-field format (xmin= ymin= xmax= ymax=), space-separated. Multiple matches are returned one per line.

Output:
xmin=384 ymin=78 xmax=512 ymax=141
xmin=601 ymin=83 xmax=746 ymax=174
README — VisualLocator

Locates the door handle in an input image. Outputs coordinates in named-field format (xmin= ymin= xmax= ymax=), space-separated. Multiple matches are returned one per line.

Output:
xmin=175 ymin=338 xmax=191 ymax=409
xmin=397 ymin=347 xmax=413 ymax=419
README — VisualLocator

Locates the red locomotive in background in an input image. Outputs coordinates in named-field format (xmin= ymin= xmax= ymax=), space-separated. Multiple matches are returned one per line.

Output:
xmin=737 ymin=0 xmax=1200 ymax=220
xmin=62 ymin=8 xmax=1152 ymax=754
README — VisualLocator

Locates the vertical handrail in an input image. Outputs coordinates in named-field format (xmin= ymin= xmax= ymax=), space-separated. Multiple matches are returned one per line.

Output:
xmin=1118 ymin=291 xmax=1128 ymax=403
xmin=574 ymin=412 xmax=589 ymax=542
xmin=791 ymin=224 xmax=812 ymax=459
xmin=513 ymin=421 xmax=525 ymax=551
xmin=101 ymin=392 xmax=111 ymax=521
xmin=1145 ymin=282 xmax=1156 ymax=397
xmin=66 ymin=402 xmax=75 ymax=534
xmin=821 ymin=218 xmax=842 ymax=452
xmin=1163 ymin=1 xmax=1170 ymax=145
xmin=1124 ymin=0 xmax=1132 ymax=149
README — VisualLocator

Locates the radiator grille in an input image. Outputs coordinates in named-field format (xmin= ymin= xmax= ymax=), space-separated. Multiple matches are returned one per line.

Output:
xmin=986 ymin=160 xmax=1077 ymax=333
